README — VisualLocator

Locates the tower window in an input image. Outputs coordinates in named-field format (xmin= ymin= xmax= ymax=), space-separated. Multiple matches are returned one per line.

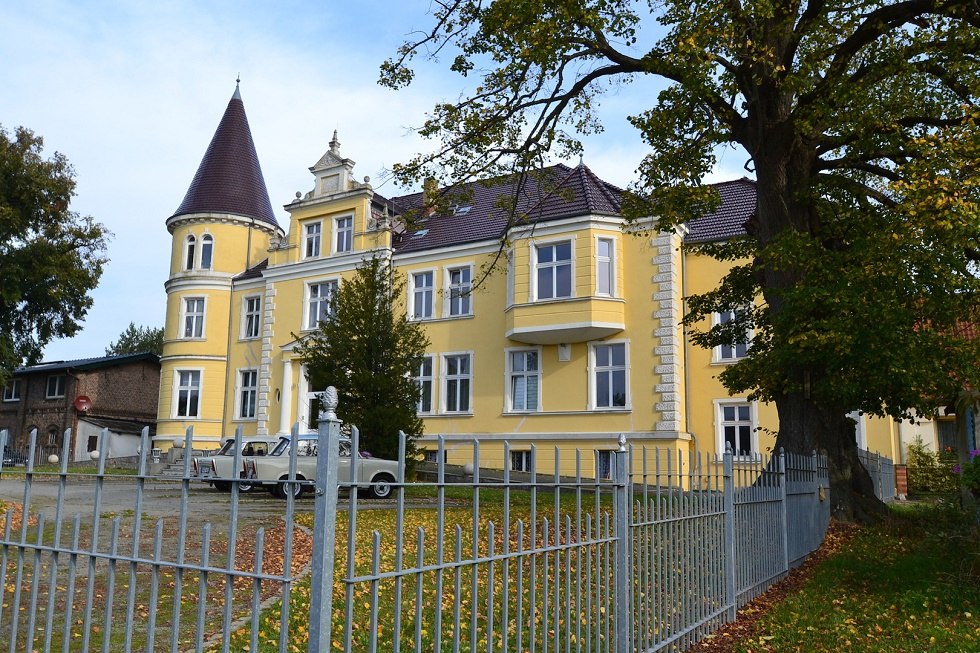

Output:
xmin=200 ymin=234 xmax=213 ymax=269
xmin=184 ymin=235 xmax=196 ymax=270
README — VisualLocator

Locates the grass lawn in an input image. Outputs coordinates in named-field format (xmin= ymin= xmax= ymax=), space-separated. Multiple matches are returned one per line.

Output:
xmin=718 ymin=502 xmax=980 ymax=653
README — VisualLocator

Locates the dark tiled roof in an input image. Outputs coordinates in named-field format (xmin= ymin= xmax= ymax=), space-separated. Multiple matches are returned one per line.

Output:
xmin=234 ymin=257 xmax=269 ymax=281
xmin=391 ymin=164 xmax=623 ymax=254
xmin=683 ymin=178 xmax=756 ymax=244
xmin=171 ymin=86 xmax=279 ymax=227
xmin=14 ymin=353 xmax=160 ymax=375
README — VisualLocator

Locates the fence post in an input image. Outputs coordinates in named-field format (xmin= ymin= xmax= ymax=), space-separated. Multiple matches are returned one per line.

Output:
xmin=0 ymin=429 xmax=6 ymax=469
xmin=612 ymin=434 xmax=631 ymax=653
xmin=309 ymin=386 xmax=343 ymax=653
xmin=778 ymin=449 xmax=789 ymax=574
xmin=723 ymin=444 xmax=736 ymax=620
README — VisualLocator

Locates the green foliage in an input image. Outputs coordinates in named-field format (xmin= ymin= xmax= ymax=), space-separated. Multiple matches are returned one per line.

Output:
xmin=105 ymin=322 xmax=164 ymax=356
xmin=297 ymin=257 xmax=430 ymax=464
xmin=385 ymin=1 xmax=980 ymax=494
xmin=0 ymin=125 xmax=110 ymax=384
xmin=954 ymin=449 xmax=980 ymax=494
xmin=737 ymin=503 xmax=980 ymax=652
xmin=905 ymin=438 xmax=959 ymax=496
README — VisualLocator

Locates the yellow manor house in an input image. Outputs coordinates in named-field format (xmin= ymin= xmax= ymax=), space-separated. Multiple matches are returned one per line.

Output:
xmin=156 ymin=85 xmax=901 ymax=475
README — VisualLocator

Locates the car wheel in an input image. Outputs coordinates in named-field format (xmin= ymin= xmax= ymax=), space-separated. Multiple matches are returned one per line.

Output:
xmin=368 ymin=473 xmax=395 ymax=499
xmin=237 ymin=472 xmax=254 ymax=494
xmin=213 ymin=481 xmax=231 ymax=492
xmin=273 ymin=476 xmax=304 ymax=500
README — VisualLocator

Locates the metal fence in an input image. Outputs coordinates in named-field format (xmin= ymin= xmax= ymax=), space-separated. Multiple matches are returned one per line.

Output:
xmin=0 ymin=395 xmax=832 ymax=653
xmin=857 ymin=448 xmax=897 ymax=502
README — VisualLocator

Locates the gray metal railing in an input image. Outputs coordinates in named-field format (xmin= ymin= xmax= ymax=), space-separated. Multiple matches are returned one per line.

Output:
xmin=857 ymin=448 xmax=897 ymax=502
xmin=0 ymin=394 xmax=833 ymax=652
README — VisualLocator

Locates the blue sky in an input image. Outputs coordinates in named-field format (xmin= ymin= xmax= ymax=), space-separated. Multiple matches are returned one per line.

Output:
xmin=0 ymin=0 xmax=748 ymax=362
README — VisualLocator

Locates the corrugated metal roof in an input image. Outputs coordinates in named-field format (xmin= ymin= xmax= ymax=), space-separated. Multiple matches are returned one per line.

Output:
xmin=171 ymin=85 xmax=279 ymax=227
xmin=13 ymin=352 xmax=160 ymax=375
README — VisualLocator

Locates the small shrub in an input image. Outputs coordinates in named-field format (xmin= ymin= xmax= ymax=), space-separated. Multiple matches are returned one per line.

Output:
xmin=905 ymin=438 xmax=959 ymax=496
xmin=953 ymin=449 xmax=980 ymax=496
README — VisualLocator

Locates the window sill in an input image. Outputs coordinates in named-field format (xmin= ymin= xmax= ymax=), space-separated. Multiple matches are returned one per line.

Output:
xmin=429 ymin=412 xmax=474 ymax=418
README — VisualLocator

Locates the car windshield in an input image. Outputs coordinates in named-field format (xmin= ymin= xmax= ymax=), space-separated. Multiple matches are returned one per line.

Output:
xmin=216 ymin=439 xmax=237 ymax=455
xmin=268 ymin=436 xmax=352 ymax=457
xmin=269 ymin=437 xmax=292 ymax=456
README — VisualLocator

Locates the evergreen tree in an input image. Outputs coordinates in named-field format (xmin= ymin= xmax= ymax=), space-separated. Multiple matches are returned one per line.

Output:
xmin=105 ymin=322 xmax=164 ymax=356
xmin=0 ymin=125 xmax=110 ymax=383
xmin=297 ymin=256 xmax=430 ymax=464
xmin=383 ymin=0 xmax=980 ymax=521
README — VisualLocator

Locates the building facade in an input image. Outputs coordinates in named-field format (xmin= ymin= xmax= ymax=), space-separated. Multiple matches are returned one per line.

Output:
xmin=156 ymin=86 xmax=902 ymax=474
xmin=0 ymin=353 xmax=160 ymax=462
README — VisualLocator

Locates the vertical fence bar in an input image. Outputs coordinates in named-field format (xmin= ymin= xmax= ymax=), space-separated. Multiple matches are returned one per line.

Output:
xmin=308 ymin=387 xmax=343 ymax=653
xmin=778 ymin=450 xmax=789 ymax=576
xmin=612 ymin=435 xmax=629 ymax=653
xmin=722 ymin=445 xmax=736 ymax=621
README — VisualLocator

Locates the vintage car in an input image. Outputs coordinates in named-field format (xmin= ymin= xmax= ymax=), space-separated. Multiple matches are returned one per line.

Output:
xmin=192 ymin=436 xmax=280 ymax=492
xmin=244 ymin=434 xmax=399 ymax=500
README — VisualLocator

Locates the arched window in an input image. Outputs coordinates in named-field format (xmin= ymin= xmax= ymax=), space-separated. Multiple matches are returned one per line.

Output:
xmin=200 ymin=234 xmax=213 ymax=270
xmin=46 ymin=425 xmax=59 ymax=447
xmin=184 ymin=235 xmax=196 ymax=270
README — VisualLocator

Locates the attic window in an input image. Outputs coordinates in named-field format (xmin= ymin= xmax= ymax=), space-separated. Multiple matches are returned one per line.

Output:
xmin=412 ymin=229 xmax=429 ymax=239
xmin=453 ymin=205 xmax=472 ymax=215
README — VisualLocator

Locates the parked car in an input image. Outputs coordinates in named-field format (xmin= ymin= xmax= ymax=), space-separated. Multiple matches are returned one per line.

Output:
xmin=1 ymin=448 xmax=28 ymax=467
xmin=244 ymin=434 xmax=398 ymax=500
xmin=192 ymin=437 xmax=280 ymax=492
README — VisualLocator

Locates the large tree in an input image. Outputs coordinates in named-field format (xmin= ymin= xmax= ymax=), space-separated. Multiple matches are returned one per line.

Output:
xmin=383 ymin=1 xmax=980 ymax=520
xmin=297 ymin=256 xmax=430 ymax=464
xmin=0 ymin=126 xmax=110 ymax=384
xmin=105 ymin=322 xmax=164 ymax=356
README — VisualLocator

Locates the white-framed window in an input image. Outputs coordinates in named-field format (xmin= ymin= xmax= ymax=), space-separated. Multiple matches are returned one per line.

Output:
xmin=535 ymin=240 xmax=573 ymax=300
xmin=2 ymin=380 xmax=20 ymax=402
xmin=241 ymin=295 xmax=262 ymax=340
xmin=596 ymin=450 xmax=613 ymax=480
xmin=174 ymin=370 xmax=201 ymax=418
xmin=443 ymin=353 xmax=472 ymax=413
xmin=591 ymin=342 xmax=628 ymax=409
xmin=416 ymin=355 xmax=434 ymax=414
xmin=237 ymin=369 xmax=258 ymax=420
xmin=200 ymin=234 xmax=214 ymax=269
xmin=716 ymin=400 xmax=757 ymax=457
xmin=447 ymin=266 xmax=472 ymax=316
xmin=46 ymin=375 xmax=66 ymax=399
xmin=596 ymin=237 xmax=615 ymax=296
xmin=304 ymin=221 xmax=322 ymax=258
xmin=511 ymin=450 xmax=533 ymax=472
xmin=184 ymin=235 xmax=196 ymax=270
xmin=334 ymin=215 xmax=353 ymax=253
xmin=507 ymin=349 xmax=540 ymax=412
xmin=182 ymin=297 xmax=206 ymax=339
xmin=714 ymin=309 xmax=750 ymax=362
xmin=423 ymin=449 xmax=447 ymax=464
xmin=411 ymin=271 xmax=434 ymax=320
xmin=306 ymin=280 xmax=338 ymax=330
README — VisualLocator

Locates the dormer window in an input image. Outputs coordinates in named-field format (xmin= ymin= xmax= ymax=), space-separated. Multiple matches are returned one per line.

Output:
xmin=304 ymin=222 xmax=322 ymax=258
xmin=184 ymin=235 xmax=196 ymax=270
xmin=335 ymin=216 xmax=353 ymax=253
xmin=200 ymin=234 xmax=213 ymax=269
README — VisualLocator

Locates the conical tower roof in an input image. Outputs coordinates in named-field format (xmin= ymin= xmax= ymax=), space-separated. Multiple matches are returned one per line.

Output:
xmin=171 ymin=84 xmax=279 ymax=227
